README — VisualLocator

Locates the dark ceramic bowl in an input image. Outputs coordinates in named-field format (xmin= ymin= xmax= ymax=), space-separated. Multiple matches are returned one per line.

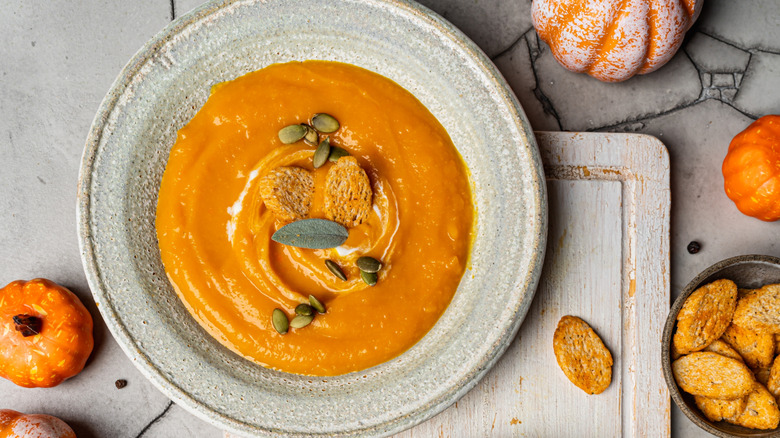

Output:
xmin=663 ymin=254 xmax=780 ymax=438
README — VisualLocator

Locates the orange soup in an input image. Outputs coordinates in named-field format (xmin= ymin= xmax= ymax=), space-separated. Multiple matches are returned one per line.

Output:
xmin=156 ymin=61 xmax=473 ymax=376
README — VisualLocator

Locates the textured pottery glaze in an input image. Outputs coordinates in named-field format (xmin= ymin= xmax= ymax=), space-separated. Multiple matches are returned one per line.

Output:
xmin=663 ymin=255 xmax=780 ymax=438
xmin=77 ymin=0 xmax=547 ymax=436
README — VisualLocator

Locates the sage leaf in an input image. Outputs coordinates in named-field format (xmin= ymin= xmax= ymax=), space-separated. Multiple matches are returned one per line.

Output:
xmin=272 ymin=219 xmax=348 ymax=249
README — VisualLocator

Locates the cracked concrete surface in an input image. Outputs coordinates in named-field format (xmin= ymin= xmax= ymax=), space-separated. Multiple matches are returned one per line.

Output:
xmin=1 ymin=1 xmax=779 ymax=437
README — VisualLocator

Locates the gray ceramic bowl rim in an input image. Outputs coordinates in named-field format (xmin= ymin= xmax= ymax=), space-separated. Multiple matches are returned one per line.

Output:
xmin=662 ymin=254 xmax=780 ymax=438
xmin=76 ymin=0 xmax=547 ymax=436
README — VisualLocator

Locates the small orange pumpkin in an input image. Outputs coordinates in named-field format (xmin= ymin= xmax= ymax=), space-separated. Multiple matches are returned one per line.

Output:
xmin=722 ymin=115 xmax=780 ymax=221
xmin=0 ymin=279 xmax=93 ymax=388
xmin=0 ymin=410 xmax=76 ymax=438
xmin=532 ymin=0 xmax=703 ymax=82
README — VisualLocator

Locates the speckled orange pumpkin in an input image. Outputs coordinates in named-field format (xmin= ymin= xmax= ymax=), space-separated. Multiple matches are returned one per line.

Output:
xmin=0 ymin=410 xmax=76 ymax=438
xmin=532 ymin=0 xmax=703 ymax=82
xmin=723 ymin=115 xmax=780 ymax=221
xmin=0 ymin=279 xmax=93 ymax=388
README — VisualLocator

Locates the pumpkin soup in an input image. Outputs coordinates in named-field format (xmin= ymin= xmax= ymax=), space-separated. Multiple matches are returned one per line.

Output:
xmin=156 ymin=61 xmax=473 ymax=376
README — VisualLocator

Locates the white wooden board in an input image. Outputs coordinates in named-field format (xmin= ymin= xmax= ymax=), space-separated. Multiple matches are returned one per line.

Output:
xmin=396 ymin=131 xmax=671 ymax=437
xmin=226 ymin=131 xmax=671 ymax=437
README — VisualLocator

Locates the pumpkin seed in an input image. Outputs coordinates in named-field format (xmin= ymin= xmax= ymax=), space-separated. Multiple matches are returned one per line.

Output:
xmin=290 ymin=315 xmax=314 ymax=329
xmin=325 ymin=259 xmax=347 ymax=281
xmin=356 ymin=256 xmax=382 ymax=273
xmin=313 ymin=137 xmax=331 ymax=169
xmin=311 ymin=113 xmax=340 ymax=133
xmin=271 ymin=218 xmax=348 ymax=249
xmin=361 ymin=270 xmax=378 ymax=286
xmin=328 ymin=146 xmax=350 ymax=162
xmin=303 ymin=124 xmax=319 ymax=146
xmin=309 ymin=294 xmax=326 ymax=314
xmin=278 ymin=124 xmax=307 ymax=144
xmin=295 ymin=303 xmax=314 ymax=316
xmin=272 ymin=308 xmax=289 ymax=334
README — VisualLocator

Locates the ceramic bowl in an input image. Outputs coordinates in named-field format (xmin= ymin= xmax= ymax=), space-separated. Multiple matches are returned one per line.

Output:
xmin=77 ymin=0 xmax=547 ymax=436
xmin=662 ymin=254 xmax=780 ymax=438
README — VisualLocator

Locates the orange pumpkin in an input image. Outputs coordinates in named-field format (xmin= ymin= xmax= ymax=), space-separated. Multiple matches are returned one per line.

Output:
xmin=722 ymin=115 xmax=780 ymax=222
xmin=0 ymin=279 xmax=93 ymax=388
xmin=532 ymin=0 xmax=703 ymax=82
xmin=0 ymin=410 xmax=76 ymax=438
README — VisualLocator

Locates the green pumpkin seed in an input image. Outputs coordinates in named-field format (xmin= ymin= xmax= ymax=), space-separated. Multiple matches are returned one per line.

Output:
xmin=356 ymin=256 xmax=382 ymax=273
xmin=309 ymin=295 xmax=326 ymax=314
xmin=328 ymin=146 xmax=350 ymax=162
xmin=290 ymin=315 xmax=314 ymax=329
xmin=295 ymin=303 xmax=314 ymax=316
xmin=311 ymin=113 xmax=340 ymax=133
xmin=325 ymin=259 xmax=347 ymax=281
xmin=303 ymin=124 xmax=319 ymax=146
xmin=361 ymin=270 xmax=378 ymax=286
xmin=278 ymin=124 xmax=307 ymax=144
xmin=272 ymin=308 xmax=289 ymax=334
xmin=313 ymin=137 xmax=331 ymax=169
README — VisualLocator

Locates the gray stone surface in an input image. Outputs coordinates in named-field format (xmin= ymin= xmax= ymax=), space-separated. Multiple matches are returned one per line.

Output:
xmin=685 ymin=32 xmax=751 ymax=73
xmin=698 ymin=0 xmax=780 ymax=53
xmin=493 ymin=31 xmax=561 ymax=131
xmin=734 ymin=51 xmax=780 ymax=117
xmin=2 ymin=0 xmax=780 ymax=437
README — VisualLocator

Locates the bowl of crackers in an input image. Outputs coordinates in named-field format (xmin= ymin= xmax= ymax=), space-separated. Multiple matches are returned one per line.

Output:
xmin=663 ymin=254 xmax=780 ymax=437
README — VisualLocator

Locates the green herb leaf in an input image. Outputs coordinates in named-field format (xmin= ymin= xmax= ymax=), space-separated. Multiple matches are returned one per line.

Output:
xmin=272 ymin=219 xmax=349 ymax=249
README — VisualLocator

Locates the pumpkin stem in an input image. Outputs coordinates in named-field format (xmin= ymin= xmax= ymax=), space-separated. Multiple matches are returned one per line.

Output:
xmin=13 ymin=314 xmax=42 ymax=337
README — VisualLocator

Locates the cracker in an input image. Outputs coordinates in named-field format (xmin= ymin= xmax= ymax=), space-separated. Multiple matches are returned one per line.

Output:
xmin=703 ymin=339 xmax=744 ymax=363
xmin=728 ymin=383 xmax=780 ymax=430
xmin=673 ymin=279 xmax=738 ymax=355
xmin=553 ymin=315 xmax=613 ymax=395
xmin=258 ymin=166 xmax=314 ymax=223
xmin=671 ymin=343 xmax=683 ymax=361
xmin=733 ymin=284 xmax=780 ymax=334
xmin=672 ymin=352 xmax=754 ymax=399
xmin=768 ymin=356 xmax=780 ymax=399
xmin=324 ymin=156 xmax=372 ymax=228
xmin=776 ymin=334 xmax=780 ymax=355
xmin=695 ymin=395 xmax=748 ymax=422
xmin=755 ymin=367 xmax=772 ymax=386
xmin=721 ymin=323 xmax=775 ymax=369
xmin=739 ymin=288 xmax=757 ymax=298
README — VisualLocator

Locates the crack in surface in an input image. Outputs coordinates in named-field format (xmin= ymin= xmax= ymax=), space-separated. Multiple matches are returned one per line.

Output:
xmin=135 ymin=401 xmax=174 ymax=438
xmin=587 ymin=100 xmax=700 ymax=132
xmin=697 ymin=30 xmax=780 ymax=56
xmin=526 ymin=34 xmax=563 ymax=130
xmin=681 ymin=49 xmax=706 ymax=100
xmin=170 ymin=0 xmax=176 ymax=21
xmin=679 ymin=35 xmax=757 ymax=117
